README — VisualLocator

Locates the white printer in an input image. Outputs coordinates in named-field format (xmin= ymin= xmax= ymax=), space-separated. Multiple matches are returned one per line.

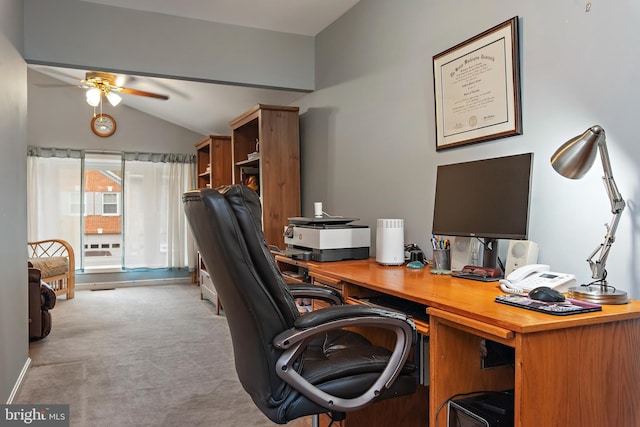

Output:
xmin=283 ymin=216 xmax=370 ymax=262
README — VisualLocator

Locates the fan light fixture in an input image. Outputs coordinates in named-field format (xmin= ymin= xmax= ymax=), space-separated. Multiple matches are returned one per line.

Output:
xmin=84 ymin=71 xmax=123 ymax=115
xmin=550 ymin=125 xmax=628 ymax=304
xmin=85 ymin=87 xmax=121 ymax=107
xmin=80 ymin=70 xmax=168 ymax=116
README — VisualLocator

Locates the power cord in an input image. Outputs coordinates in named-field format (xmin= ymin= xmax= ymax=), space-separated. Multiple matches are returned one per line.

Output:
xmin=320 ymin=211 xmax=344 ymax=218
xmin=326 ymin=411 xmax=346 ymax=426
xmin=581 ymin=270 xmax=619 ymax=291
xmin=473 ymin=237 xmax=505 ymax=273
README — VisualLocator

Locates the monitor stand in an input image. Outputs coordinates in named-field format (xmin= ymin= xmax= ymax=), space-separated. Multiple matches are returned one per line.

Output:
xmin=482 ymin=238 xmax=498 ymax=269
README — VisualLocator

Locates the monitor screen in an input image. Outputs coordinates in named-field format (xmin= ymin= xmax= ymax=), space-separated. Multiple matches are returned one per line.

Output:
xmin=432 ymin=152 xmax=533 ymax=242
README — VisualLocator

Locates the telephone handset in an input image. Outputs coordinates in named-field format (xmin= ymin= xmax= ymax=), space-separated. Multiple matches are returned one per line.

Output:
xmin=499 ymin=264 xmax=577 ymax=294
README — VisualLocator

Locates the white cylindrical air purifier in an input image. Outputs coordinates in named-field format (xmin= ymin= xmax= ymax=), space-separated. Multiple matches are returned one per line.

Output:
xmin=376 ymin=219 xmax=404 ymax=265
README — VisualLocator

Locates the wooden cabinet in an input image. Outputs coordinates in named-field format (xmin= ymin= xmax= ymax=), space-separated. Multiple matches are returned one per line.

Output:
xmin=230 ymin=104 xmax=300 ymax=249
xmin=195 ymin=135 xmax=231 ymax=308
xmin=195 ymin=135 xmax=232 ymax=189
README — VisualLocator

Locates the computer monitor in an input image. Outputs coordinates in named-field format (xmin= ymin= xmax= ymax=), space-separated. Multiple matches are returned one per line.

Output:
xmin=432 ymin=153 xmax=533 ymax=269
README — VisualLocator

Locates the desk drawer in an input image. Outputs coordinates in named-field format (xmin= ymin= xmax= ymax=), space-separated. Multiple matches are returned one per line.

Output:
xmin=312 ymin=272 xmax=344 ymax=293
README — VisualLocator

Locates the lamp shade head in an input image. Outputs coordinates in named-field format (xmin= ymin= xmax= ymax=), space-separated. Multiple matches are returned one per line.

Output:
xmin=551 ymin=125 xmax=605 ymax=179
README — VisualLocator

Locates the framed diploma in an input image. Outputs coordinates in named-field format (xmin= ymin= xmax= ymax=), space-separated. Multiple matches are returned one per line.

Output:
xmin=433 ymin=17 xmax=522 ymax=150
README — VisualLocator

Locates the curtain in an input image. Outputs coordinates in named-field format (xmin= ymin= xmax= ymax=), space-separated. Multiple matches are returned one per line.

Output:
xmin=27 ymin=147 xmax=83 ymax=270
xmin=122 ymin=153 xmax=195 ymax=270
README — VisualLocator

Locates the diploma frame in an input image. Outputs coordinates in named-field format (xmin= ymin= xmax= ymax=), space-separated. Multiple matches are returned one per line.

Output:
xmin=433 ymin=17 xmax=522 ymax=150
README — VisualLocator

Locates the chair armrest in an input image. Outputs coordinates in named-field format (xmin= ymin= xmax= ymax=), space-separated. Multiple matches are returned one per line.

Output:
xmin=275 ymin=304 xmax=415 ymax=349
xmin=272 ymin=304 xmax=416 ymax=412
xmin=40 ymin=281 xmax=56 ymax=310
xmin=291 ymin=304 xmax=407 ymax=329
xmin=288 ymin=284 xmax=344 ymax=306
xmin=28 ymin=267 xmax=41 ymax=283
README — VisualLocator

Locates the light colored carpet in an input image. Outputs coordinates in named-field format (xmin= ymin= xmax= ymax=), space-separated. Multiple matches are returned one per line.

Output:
xmin=15 ymin=284 xmax=310 ymax=427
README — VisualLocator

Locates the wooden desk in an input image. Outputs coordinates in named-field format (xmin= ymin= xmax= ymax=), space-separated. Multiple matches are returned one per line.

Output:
xmin=276 ymin=256 xmax=640 ymax=427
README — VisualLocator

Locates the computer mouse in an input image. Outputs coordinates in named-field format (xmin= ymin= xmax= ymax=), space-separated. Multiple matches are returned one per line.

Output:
xmin=528 ymin=286 xmax=565 ymax=302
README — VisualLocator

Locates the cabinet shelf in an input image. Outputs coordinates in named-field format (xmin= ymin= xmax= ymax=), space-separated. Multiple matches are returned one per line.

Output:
xmin=236 ymin=157 xmax=260 ymax=167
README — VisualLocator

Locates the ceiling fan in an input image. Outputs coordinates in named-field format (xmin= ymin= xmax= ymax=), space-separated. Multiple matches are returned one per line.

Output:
xmin=81 ymin=70 xmax=169 ymax=107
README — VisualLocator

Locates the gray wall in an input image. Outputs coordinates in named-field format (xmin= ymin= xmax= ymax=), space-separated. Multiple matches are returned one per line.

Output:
xmin=299 ymin=0 xmax=640 ymax=299
xmin=23 ymin=0 xmax=314 ymax=91
xmin=0 ymin=0 xmax=28 ymax=404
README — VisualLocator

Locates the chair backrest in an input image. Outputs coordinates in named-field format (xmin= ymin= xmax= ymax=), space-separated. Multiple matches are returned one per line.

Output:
xmin=183 ymin=186 xmax=300 ymax=416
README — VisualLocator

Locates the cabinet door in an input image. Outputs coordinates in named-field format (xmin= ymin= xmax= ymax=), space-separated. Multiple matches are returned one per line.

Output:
xmin=210 ymin=136 xmax=232 ymax=188
xmin=198 ymin=252 xmax=221 ymax=314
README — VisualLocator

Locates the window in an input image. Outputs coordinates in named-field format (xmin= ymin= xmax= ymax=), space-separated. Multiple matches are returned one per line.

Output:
xmin=84 ymin=153 xmax=123 ymax=271
xmin=28 ymin=149 xmax=196 ymax=273
xmin=102 ymin=192 xmax=119 ymax=215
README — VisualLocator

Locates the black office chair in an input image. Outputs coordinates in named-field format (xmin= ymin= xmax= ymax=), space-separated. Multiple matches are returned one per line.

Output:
xmin=182 ymin=185 xmax=417 ymax=424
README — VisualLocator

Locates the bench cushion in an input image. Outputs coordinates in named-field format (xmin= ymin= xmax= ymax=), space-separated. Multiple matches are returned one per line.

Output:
xmin=28 ymin=256 xmax=69 ymax=279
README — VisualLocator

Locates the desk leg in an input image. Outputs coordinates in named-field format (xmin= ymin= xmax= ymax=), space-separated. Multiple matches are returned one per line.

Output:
xmin=429 ymin=316 xmax=514 ymax=427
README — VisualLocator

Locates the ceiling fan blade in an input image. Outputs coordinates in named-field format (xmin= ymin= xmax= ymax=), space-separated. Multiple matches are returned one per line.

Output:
xmin=116 ymin=87 xmax=169 ymax=100
xmin=35 ymin=83 xmax=83 ymax=88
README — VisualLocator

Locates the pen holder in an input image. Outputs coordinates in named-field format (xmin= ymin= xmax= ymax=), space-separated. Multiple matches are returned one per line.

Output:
xmin=432 ymin=249 xmax=451 ymax=272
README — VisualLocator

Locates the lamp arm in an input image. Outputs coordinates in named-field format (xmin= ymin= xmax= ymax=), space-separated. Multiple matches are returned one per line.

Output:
xmin=587 ymin=142 xmax=626 ymax=281
xmin=598 ymin=142 xmax=625 ymax=213
xmin=586 ymin=208 xmax=623 ymax=281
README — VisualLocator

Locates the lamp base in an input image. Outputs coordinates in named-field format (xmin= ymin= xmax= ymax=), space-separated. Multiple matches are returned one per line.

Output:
xmin=568 ymin=285 xmax=628 ymax=305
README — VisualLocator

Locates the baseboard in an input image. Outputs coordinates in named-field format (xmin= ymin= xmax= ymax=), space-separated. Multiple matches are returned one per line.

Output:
xmin=77 ymin=277 xmax=192 ymax=291
xmin=7 ymin=357 xmax=31 ymax=404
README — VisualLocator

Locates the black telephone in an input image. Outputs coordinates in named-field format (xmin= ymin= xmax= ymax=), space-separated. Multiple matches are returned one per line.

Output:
xmin=404 ymin=244 xmax=425 ymax=263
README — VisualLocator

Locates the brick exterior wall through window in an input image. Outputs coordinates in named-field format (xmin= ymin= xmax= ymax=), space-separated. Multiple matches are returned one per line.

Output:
xmin=84 ymin=170 xmax=122 ymax=234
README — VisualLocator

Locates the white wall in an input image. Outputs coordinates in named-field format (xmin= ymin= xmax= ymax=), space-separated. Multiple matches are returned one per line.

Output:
xmin=299 ymin=0 xmax=640 ymax=298
xmin=0 ymin=0 xmax=28 ymax=404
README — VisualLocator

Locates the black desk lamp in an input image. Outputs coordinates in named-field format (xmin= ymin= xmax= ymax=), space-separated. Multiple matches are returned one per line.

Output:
xmin=551 ymin=125 xmax=628 ymax=304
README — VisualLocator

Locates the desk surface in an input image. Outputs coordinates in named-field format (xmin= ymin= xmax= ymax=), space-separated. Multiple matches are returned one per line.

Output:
xmin=303 ymin=258 xmax=640 ymax=334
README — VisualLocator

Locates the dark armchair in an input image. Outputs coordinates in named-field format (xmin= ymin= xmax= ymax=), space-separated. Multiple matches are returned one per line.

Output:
xmin=28 ymin=264 xmax=56 ymax=340
xmin=183 ymin=186 xmax=417 ymax=424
